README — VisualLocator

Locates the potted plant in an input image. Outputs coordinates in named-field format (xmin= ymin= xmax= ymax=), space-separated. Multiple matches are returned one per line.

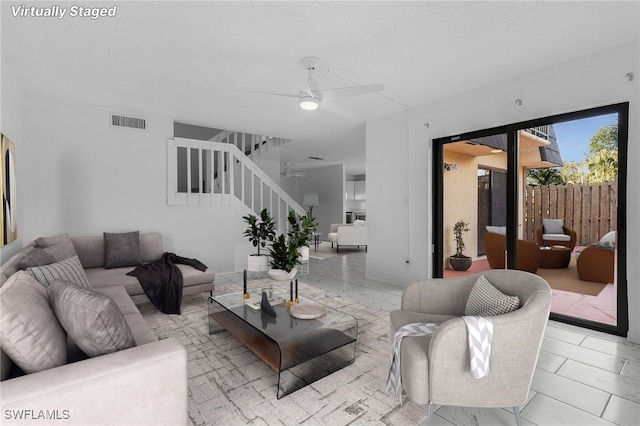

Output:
xmin=267 ymin=233 xmax=300 ymax=280
xmin=450 ymin=220 xmax=472 ymax=271
xmin=242 ymin=208 xmax=276 ymax=272
xmin=287 ymin=210 xmax=319 ymax=261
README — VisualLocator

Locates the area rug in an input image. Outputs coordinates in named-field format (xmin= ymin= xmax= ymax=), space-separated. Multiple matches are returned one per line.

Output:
xmin=535 ymin=255 xmax=608 ymax=296
xmin=139 ymin=280 xmax=428 ymax=426
xmin=309 ymin=241 xmax=366 ymax=260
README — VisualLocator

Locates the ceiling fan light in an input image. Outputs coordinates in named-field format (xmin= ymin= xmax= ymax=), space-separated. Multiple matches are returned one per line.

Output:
xmin=299 ymin=96 xmax=319 ymax=111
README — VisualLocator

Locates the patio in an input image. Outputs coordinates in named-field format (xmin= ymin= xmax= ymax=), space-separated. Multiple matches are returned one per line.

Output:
xmin=444 ymin=255 xmax=616 ymax=326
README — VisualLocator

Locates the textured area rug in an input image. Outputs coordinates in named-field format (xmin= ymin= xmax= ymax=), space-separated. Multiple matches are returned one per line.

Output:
xmin=535 ymin=255 xmax=607 ymax=296
xmin=308 ymin=241 xmax=366 ymax=260
xmin=139 ymin=280 xmax=428 ymax=426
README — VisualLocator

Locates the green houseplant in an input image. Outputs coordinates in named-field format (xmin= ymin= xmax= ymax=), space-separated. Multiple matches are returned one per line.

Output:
xmin=287 ymin=210 xmax=319 ymax=261
xmin=450 ymin=220 xmax=472 ymax=271
xmin=242 ymin=208 xmax=276 ymax=272
xmin=267 ymin=233 xmax=300 ymax=280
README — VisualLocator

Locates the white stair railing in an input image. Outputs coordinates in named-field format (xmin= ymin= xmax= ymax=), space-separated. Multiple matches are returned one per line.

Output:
xmin=167 ymin=138 xmax=303 ymax=233
xmin=210 ymin=131 xmax=290 ymax=160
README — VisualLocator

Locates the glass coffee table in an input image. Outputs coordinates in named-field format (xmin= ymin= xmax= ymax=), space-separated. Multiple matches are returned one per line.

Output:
xmin=208 ymin=286 xmax=358 ymax=399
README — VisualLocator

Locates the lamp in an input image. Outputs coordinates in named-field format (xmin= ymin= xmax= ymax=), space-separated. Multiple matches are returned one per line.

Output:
xmin=299 ymin=96 xmax=319 ymax=111
xmin=303 ymin=193 xmax=319 ymax=213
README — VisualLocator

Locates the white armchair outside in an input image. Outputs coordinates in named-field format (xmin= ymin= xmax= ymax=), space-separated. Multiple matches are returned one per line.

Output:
xmin=327 ymin=220 xmax=367 ymax=253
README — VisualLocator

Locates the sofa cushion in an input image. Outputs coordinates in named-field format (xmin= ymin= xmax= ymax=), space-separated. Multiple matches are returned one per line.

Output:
xmin=542 ymin=233 xmax=571 ymax=242
xmin=104 ymin=231 xmax=142 ymax=269
xmin=35 ymin=233 xmax=77 ymax=260
xmin=0 ymin=271 xmax=67 ymax=374
xmin=47 ymin=281 xmax=136 ymax=357
xmin=542 ymin=218 xmax=564 ymax=235
xmin=26 ymin=255 xmax=91 ymax=289
xmin=18 ymin=244 xmax=73 ymax=270
xmin=465 ymin=275 xmax=520 ymax=316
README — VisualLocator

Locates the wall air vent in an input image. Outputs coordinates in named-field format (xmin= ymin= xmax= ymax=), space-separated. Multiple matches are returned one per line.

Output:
xmin=111 ymin=114 xmax=146 ymax=130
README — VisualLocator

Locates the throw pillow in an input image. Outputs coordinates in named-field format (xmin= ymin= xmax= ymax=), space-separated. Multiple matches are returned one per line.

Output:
xmin=104 ymin=231 xmax=142 ymax=269
xmin=35 ymin=233 xmax=77 ymax=260
xmin=18 ymin=244 xmax=73 ymax=270
xmin=465 ymin=275 xmax=520 ymax=316
xmin=47 ymin=281 xmax=136 ymax=357
xmin=542 ymin=218 xmax=564 ymax=235
xmin=0 ymin=271 xmax=67 ymax=373
xmin=26 ymin=255 xmax=91 ymax=289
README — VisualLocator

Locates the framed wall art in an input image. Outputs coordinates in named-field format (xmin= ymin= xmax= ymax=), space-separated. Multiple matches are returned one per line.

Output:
xmin=1 ymin=133 xmax=17 ymax=246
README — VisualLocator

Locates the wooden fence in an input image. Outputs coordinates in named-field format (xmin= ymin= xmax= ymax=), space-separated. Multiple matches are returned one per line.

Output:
xmin=524 ymin=181 xmax=617 ymax=246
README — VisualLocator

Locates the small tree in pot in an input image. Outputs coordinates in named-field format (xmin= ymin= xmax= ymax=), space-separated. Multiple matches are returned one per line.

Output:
xmin=267 ymin=233 xmax=300 ymax=280
xmin=242 ymin=208 xmax=276 ymax=272
xmin=287 ymin=210 xmax=318 ymax=261
xmin=450 ymin=220 xmax=472 ymax=271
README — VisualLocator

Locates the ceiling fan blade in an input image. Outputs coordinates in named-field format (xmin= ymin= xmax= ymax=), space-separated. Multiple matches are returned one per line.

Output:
xmin=317 ymin=84 xmax=385 ymax=101
xmin=234 ymin=89 xmax=299 ymax=99
xmin=320 ymin=101 xmax=357 ymax=119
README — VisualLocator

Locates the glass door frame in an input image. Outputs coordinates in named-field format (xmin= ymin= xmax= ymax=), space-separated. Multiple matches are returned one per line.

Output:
xmin=432 ymin=102 xmax=629 ymax=336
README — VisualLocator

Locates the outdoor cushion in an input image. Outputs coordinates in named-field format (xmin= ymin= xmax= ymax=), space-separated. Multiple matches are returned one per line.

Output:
xmin=486 ymin=226 xmax=506 ymax=235
xmin=542 ymin=219 xmax=564 ymax=234
xmin=542 ymin=233 xmax=571 ymax=242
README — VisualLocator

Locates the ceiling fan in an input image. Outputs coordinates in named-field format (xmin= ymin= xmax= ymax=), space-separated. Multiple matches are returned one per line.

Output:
xmin=281 ymin=162 xmax=307 ymax=178
xmin=236 ymin=57 xmax=384 ymax=116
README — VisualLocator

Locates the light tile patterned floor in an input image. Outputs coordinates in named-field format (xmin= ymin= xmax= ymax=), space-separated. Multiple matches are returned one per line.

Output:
xmin=217 ymin=251 xmax=640 ymax=425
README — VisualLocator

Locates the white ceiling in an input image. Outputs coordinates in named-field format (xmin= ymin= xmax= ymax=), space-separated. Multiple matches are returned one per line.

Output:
xmin=3 ymin=1 xmax=639 ymax=174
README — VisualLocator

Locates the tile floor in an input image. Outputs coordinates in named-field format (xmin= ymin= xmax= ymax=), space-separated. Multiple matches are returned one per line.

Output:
xmin=217 ymin=251 xmax=639 ymax=425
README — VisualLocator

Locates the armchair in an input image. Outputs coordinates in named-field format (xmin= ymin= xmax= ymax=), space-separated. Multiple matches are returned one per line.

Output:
xmin=576 ymin=232 xmax=616 ymax=283
xmin=390 ymin=270 xmax=551 ymax=425
xmin=535 ymin=219 xmax=577 ymax=251
xmin=327 ymin=220 xmax=367 ymax=253
xmin=483 ymin=232 xmax=541 ymax=273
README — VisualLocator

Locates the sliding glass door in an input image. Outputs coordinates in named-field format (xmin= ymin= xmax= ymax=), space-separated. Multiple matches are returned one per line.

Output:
xmin=432 ymin=103 xmax=628 ymax=336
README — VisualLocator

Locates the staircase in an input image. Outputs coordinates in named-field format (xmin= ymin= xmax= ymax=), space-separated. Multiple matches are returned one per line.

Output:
xmin=167 ymin=135 xmax=304 ymax=233
xmin=210 ymin=130 xmax=290 ymax=160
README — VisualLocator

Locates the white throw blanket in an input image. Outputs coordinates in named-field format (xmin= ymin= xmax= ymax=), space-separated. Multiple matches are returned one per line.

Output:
xmin=386 ymin=317 xmax=494 ymax=403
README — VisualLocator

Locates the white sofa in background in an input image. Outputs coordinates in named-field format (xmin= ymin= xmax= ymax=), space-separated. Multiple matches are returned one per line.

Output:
xmin=327 ymin=220 xmax=368 ymax=252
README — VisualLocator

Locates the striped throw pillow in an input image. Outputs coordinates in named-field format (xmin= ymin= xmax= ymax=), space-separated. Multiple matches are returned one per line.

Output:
xmin=26 ymin=255 xmax=91 ymax=289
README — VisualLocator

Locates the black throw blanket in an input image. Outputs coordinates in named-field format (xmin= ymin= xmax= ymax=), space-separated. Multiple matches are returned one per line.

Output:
xmin=127 ymin=252 xmax=207 ymax=314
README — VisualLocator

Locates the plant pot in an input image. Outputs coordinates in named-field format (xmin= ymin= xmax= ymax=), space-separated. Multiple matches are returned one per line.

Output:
xmin=297 ymin=246 xmax=310 ymax=261
xmin=268 ymin=268 xmax=297 ymax=281
xmin=247 ymin=254 xmax=269 ymax=272
xmin=449 ymin=255 xmax=472 ymax=271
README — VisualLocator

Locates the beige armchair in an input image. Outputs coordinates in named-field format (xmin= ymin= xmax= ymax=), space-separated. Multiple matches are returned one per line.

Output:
xmin=390 ymin=270 xmax=551 ymax=425
xmin=327 ymin=220 xmax=367 ymax=252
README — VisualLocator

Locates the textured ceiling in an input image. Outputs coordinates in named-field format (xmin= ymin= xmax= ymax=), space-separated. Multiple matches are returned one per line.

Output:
xmin=2 ymin=1 xmax=639 ymax=174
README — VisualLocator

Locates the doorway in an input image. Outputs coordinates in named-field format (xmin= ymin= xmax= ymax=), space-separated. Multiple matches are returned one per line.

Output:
xmin=477 ymin=168 xmax=506 ymax=257
xmin=432 ymin=103 xmax=629 ymax=336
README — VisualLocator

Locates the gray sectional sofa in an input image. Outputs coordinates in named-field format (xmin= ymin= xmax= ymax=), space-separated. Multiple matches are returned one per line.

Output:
xmin=0 ymin=232 xmax=215 ymax=425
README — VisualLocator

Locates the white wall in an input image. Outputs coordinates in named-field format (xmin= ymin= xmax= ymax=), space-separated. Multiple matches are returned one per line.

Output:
xmin=366 ymin=41 xmax=640 ymax=343
xmin=0 ymin=91 xmax=245 ymax=273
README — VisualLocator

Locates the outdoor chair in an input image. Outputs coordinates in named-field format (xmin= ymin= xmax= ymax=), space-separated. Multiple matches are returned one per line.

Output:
xmin=535 ymin=219 xmax=577 ymax=251
xmin=483 ymin=232 xmax=541 ymax=273
xmin=389 ymin=270 xmax=551 ymax=426
xmin=576 ymin=231 xmax=616 ymax=283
